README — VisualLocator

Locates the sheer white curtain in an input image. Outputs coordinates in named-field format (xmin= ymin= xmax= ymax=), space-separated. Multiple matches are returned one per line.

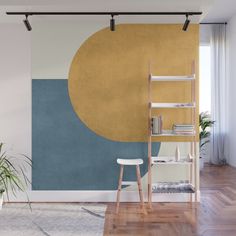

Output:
xmin=210 ymin=24 xmax=228 ymax=165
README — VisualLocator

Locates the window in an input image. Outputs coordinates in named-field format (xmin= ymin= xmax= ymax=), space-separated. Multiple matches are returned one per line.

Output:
xmin=199 ymin=45 xmax=211 ymax=113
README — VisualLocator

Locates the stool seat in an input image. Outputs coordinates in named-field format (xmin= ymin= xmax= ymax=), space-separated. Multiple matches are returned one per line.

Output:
xmin=117 ymin=158 xmax=143 ymax=166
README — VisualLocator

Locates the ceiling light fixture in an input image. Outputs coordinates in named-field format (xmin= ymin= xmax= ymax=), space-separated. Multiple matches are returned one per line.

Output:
xmin=23 ymin=15 xmax=32 ymax=31
xmin=110 ymin=15 xmax=115 ymax=31
xmin=182 ymin=14 xmax=190 ymax=31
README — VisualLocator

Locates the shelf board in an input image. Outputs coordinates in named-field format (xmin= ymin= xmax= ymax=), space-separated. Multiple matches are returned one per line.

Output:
xmin=151 ymin=156 xmax=192 ymax=165
xmin=151 ymin=102 xmax=195 ymax=109
xmin=151 ymin=130 xmax=195 ymax=137
xmin=152 ymin=160 xmax=193 ymax=165
xmin=151 ymin=75 xmax=195 ymax=81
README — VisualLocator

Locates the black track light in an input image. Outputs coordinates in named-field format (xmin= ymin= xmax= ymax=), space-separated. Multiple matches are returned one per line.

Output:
xmin=23 ymin=15 xmax=32 ymax=31
xmin=182 ymin=14 xmax=190 ymax=31
xmin=110 ymin=15 xmax=115 ymax=31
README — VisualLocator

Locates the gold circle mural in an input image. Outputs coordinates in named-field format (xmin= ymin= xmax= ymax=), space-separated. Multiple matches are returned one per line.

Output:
xmin=68 ymin=24 xmax=199 ymax=142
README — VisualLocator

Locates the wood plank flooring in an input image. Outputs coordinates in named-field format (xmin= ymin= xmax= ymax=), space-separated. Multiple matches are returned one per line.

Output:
xmin=104 ymin=164 xmax=236 ymax=236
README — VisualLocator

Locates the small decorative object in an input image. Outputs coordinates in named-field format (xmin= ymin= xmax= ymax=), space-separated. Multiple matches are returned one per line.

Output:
xmin=187 ymin=153 xmax=193 ymax=162
xmin=175 ymin=146 xmax=180 ymax=162
xmin=152 ymin=180 xmax=194 ymax=193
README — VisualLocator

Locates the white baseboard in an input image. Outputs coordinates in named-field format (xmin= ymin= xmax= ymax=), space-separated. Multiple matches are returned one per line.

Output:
xmin=6 ymin=190 xmax=200 ymax=203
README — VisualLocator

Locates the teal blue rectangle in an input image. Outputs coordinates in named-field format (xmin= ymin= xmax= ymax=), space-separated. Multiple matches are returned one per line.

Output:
xmin=32 ymin=79 xmax=160 ymax=190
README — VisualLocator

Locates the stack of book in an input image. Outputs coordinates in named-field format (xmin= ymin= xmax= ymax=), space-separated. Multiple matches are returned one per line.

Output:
xmin=172 ymin=124 xmax=195 ymax=135
xmin=152 ymin=116 xmax=163 ymax=134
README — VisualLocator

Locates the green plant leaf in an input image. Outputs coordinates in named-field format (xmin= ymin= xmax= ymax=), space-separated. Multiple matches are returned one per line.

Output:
xmin=0 ymin=142 xmax=32 ymax=205
xmin=200 ymin=140 xmax=210 ymax=148
xmin=199 ymin=112 xmax=215 ymax=150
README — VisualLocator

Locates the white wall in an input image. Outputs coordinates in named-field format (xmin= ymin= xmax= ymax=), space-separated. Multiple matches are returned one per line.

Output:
xmin=227 ymin=14 xmax=236 ymax=167
xmin=32 ymin=20 xmax=108 ymax=79
xmin=199 ymin=30 xmax=211 ymax=163
xmin=200 ymin=24 xmax=212 ymax=45
xmin=0 ymin=23 xmax=31 ymax=162
xmin=0 ymin=23 xmax=32 ymax=200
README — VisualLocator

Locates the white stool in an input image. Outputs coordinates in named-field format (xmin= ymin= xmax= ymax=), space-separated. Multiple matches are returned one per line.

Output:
xmin=116 ymin=158 xmax=145 ymax=214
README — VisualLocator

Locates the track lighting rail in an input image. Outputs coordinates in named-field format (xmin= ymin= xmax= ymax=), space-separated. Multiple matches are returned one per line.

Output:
xmin=6 ymin=11 xmax=202 ymax=16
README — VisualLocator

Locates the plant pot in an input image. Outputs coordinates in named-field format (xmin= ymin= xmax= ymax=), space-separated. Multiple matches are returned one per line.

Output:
xmin=200 ymin=158 xmax=204 ymax=171
xmin=0 ymin=193 xmax=3 ymax=210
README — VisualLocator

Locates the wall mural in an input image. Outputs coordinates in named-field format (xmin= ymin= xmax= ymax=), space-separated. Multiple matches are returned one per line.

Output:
xmin=32 ymin=24 xmax=198 ymax=190
xmin=32 ymin=79 xmax=160 ymax=190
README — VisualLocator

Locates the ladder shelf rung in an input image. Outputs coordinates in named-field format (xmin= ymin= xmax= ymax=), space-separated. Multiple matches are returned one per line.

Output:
xmin=151 ymin=102 xmax=195 ymax=109
xmin=151 ymin=129 xmax=196 ymax=137
xmin=151 ymin=75 xmax=195 ymax=81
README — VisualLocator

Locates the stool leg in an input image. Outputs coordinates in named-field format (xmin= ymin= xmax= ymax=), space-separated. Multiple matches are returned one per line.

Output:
xmin=136 ymin=165 xmax=145 ymax=214
xmin=116 ymin=165 xmax=124 ymax=214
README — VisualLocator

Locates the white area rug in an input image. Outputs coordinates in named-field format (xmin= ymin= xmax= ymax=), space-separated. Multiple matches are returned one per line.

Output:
xmin=0 ymin=203 xmax=106 ymax=236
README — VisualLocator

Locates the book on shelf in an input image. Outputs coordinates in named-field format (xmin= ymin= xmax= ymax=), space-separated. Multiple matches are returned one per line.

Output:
xmin=173 ymin=124 xmax=194 ymax=129
xmin=172 ymin=124 xmax=195 ymax=134
xmin=152 ymin=116 xmax=163 ymax=134
xmin=173 ymin=132 xmax=195 ymax=135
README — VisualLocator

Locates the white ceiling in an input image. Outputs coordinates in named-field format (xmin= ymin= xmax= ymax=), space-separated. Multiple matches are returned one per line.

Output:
xmin=202 ymin=0 xmax=236 ymax=22
xmin=0 ymin=0 xmax=235 ymax=23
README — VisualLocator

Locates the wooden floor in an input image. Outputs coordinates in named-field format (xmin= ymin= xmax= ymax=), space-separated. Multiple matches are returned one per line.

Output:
xmin=104 ymin=164 xmax=236 ymax=236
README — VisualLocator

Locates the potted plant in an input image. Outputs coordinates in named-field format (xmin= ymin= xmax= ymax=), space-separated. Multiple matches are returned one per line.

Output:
xmin=199 ymin=112 xmax=215 ymax=170
xmin=0 ymin=143 xmax=31 ymax=209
